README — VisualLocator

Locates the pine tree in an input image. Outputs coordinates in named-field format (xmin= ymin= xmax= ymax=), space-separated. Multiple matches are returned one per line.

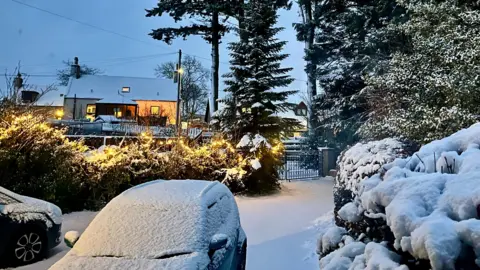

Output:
xmin=146 ymin=1 xmax=241 ymax=116
xmin=295 ymin=0 xmax=405 ymax=149
xmin=360 ymin=0 xmax=480 ymax=143
xmin=218 ymin=0 xmax=300 ymax=141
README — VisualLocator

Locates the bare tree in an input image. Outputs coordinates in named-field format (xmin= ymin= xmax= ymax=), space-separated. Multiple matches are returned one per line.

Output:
xmin=56 ymin=59 xmax=103 ymax=86
xmin=155 ymin=55 xmax=209 ymax=122
xmin=1 ymin=64 xmax=57 ymax=117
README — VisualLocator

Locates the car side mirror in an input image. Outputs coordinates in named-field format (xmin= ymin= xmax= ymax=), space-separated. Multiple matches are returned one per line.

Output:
xmin=64 ymin=231 xmax=80 ymax=248
xmin=209 ymin=234 xmax=229 ymax=251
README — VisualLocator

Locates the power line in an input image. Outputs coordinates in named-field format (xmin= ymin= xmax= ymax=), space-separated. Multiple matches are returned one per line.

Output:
xmin=10 ymin=0 xmax=175 ymax=53
xmin=13 ymin=52 xmax=177 ymax=69
xmin=9 ymin=0 xmax=308 ymax=83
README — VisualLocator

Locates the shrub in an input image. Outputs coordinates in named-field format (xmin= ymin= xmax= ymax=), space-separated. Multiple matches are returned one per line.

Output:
xmin=0 ymin=114 xmax=86 ymax=212
xmin=0 ymin=114 xmax=282 ymax=212
xmin=235 ymin=134 xmax=283 ymax=194
xmin=333 ymin=138 xmax=418 ymax=241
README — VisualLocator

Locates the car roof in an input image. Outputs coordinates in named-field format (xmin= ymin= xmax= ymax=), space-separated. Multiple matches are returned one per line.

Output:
xmin=68 ymin=180 xmax=233 ymax=259
xmin=118 ymin=180 xmax=227 ymax=207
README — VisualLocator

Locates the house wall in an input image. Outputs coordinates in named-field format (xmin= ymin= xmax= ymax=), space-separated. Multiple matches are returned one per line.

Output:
xmin=135 ymin=100 xmax=177 ymax=125
xmin=64 ymin=98 xmax=99 ymax=120
xmin=64 ymin=98 xmax=177 ymax=124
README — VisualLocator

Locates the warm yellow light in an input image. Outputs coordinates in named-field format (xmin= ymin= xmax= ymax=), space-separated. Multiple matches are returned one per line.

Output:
xmin=55 ymin=109 xmax=64 ymax=119
xmin=178 ymin=67 xmax=184 ymax=74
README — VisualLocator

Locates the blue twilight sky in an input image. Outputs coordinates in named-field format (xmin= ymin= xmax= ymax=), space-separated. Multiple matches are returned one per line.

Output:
xmin=0 ymin=0 xmax=307 ymax=104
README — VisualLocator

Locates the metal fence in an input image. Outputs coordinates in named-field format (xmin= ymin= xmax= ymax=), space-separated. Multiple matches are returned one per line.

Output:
xmin=279 ymin=150 xmax=323 ymax=180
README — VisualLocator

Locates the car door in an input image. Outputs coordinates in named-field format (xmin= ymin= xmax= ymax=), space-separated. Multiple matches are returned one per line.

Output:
xmin=206 ymin=194 xmax=238 ymax=270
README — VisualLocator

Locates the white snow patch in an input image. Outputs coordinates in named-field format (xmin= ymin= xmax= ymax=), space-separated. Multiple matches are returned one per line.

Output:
xmin=336 ymin=138 xmax=406 ymax=194
xmin=250 ymin=158 xmax=262 ymax=170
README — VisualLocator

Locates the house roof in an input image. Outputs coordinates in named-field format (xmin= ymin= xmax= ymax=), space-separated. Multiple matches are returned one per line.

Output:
xmin=65 ymin=75 xmax=178 ymax=102
xmin=32 ymin=86 xmax=66 ymax=107
xmin=95 ymin=97 xmax=137 ymax=105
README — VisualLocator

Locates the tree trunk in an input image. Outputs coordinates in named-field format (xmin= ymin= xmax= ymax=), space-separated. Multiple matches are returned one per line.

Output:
xmin=210 ymin=11 xmax=220 ymax=119
xmin=302 ymin=0 xmax=317 ymax=135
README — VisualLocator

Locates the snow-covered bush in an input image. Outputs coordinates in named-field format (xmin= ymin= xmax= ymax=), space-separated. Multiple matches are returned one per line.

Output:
xmin=0 ymin=114 xmax=87 ymax=212
xmin=333 ymin=138 xmax=418 ymax=236
xmin=80 ymin=135 xmax=169 ymax=208
xmin=336 ymin=138 xmax=413 ymax=194
xmin=236 ymin=133 xmax=284 ymax=194
xmin=328 ymin=123 xmax=480 ymax=269
xmin=0 ymin=114 xmax=278 ymax=211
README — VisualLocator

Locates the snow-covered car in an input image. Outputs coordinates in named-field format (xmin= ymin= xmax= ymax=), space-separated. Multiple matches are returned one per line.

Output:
xmin=51 ymin=180 xmax=247 ymax=270
xmin=0 ymin=186 xmax=63 ymax=267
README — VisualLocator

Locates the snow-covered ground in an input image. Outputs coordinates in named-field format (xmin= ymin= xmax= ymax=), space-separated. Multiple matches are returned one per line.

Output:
xmin=10 ymin=179 xmax=333 ymax=270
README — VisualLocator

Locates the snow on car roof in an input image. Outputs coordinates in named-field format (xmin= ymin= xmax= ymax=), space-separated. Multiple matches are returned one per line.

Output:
xmin=70 ymin=180 xmax=227 ymax=260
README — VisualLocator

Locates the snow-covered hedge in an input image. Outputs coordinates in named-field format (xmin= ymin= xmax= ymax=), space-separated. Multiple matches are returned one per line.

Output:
xmin=0 ymin=114 xmax=277 ymax=211
xmin=325 ymin=123 xmax=480 ymax=269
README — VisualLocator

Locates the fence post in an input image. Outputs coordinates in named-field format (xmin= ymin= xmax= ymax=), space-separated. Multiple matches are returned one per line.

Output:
xmin=319 ymin=147 xmax=330 ymax=177
xmin=319 ymin=147 xmax=339 ymax=177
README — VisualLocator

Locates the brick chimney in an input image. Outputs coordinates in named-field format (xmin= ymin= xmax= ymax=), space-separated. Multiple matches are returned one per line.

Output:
xmin=70 ymin=57 xmax=81 ymax=79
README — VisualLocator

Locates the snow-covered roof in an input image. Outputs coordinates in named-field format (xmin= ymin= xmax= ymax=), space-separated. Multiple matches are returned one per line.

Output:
xmin=65 ymin=75 xmax=177 ymax=101
xmin=31 ymin=86 xmax=66 ymax=107
xmin=95 ymin=97 xmax=137 ymax=105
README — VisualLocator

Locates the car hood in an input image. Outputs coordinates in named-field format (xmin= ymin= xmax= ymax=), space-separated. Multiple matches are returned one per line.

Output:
xmin=1 ymin=194 xmax=62 ymax=226
xmin=49 ymin=251 xmax=210 ymax=270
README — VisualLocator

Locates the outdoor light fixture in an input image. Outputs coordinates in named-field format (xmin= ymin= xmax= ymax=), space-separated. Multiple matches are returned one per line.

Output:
xmin=55 ymin=109 xmax=64 ymax=119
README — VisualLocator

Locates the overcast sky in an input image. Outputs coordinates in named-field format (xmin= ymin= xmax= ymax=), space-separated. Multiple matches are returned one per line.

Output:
xmin=0 ymin=0 xmax=307 ymax=104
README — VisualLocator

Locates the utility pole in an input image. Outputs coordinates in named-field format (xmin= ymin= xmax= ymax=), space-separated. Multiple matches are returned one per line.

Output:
xmin=175 ymin=49 xmax=183 ymax=137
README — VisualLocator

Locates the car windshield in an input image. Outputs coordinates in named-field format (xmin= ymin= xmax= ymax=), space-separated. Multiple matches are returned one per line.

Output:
xmin=72 ymin=199 xmax=205 ymax=259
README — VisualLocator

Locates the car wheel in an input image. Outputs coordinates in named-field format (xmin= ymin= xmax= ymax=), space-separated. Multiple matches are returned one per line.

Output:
xmin=238 ymin=243 xmax=247 ymax=270
xmin=7 ymin=228 xmax=46 ymax=266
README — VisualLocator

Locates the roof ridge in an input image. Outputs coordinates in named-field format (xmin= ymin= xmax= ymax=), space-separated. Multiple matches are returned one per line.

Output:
xmin=82 ymin=74 xmax=168 ymax=80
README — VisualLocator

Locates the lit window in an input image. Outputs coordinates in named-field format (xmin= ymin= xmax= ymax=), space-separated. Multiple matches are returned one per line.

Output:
xmin=113 ymin=108 xmax=122 ymax=118
xmin=122 ymin=87 xmax=130 ymax=93
xmin=242 ymin=107 xmax=252 ymax=113
xmin=151 ymin=106 xmax=160 ymax=115
xmin=86 ymin=104 xmax=96 ymax=114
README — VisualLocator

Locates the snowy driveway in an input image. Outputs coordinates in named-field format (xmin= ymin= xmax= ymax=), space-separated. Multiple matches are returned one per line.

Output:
xmin=13 ymin=179 xmax=333 ymax=270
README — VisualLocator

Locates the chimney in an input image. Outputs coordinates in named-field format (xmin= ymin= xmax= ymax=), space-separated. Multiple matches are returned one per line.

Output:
xmin=71 ymin=57 xmax=81 ymax=79
xmin=13 ymin=72 xmax=23 ymax=91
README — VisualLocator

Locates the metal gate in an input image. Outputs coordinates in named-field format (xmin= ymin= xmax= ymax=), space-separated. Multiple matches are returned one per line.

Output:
xmin=279 ymin=150 xmax=323 ymax=180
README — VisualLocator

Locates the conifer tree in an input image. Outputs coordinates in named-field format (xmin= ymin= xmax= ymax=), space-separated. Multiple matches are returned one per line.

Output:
xmin=218 ymin=0 xmax=300 ymax=141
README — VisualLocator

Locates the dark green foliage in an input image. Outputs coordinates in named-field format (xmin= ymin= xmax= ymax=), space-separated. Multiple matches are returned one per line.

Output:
xmin=295 ymin=0 xmax=406 ymax=149
xmin=218 ymin=0 xmax=301 ymax=141
xmin=242 ymin=145 xmax=281 ymax=194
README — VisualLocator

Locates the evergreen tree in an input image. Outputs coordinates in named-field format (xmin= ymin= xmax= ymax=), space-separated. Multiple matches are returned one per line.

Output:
xmin=360 ymin=0 xmax=480 ymax=143
xmin=218 ymin=0 xmax=300 ymax=141
xmin=146 ymin=1 xmax=240 ymax=116
xmin=295 ymin=0 xmax=405 ymax=149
